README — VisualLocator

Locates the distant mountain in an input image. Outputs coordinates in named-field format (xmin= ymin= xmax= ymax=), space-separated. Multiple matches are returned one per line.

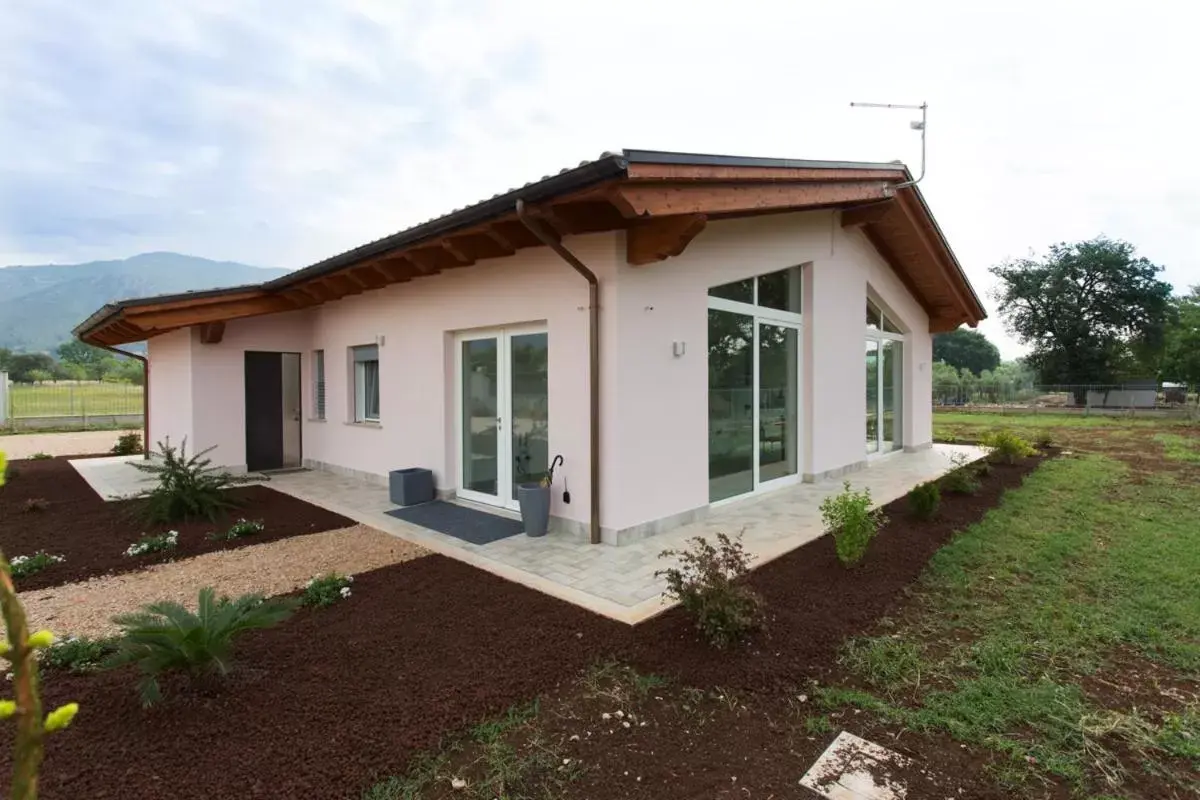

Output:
xmin=0 ymin=252 xmax=290 ymax=352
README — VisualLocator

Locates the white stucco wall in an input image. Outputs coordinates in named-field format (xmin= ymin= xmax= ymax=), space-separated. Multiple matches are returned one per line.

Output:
xmin=605 ymin=209 xmax=932 ymax=533
xmin=146 ymin=328 xmax=194 ymax=451
xmin=302 ymin=234 xmax=620 ymax=529
xmin=144 ymin=210 xmax=935 ymax=537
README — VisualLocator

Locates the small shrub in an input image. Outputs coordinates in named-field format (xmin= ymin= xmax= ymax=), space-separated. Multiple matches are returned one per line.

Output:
xmin=1034 ymin=430 xmax=1054 ymax=450
xmin=223 ymin=518 xmax=265 ymax=540
xmin=301 ymin=573 xmax=354 ymax=608
xmin=655 ymin=533 xmax=764 ymax=649
xmin=9 ymin=551 xmax=65 ymax=580
xmin=106 ymin=587 xmax=297 ymax=706
xmin=820 ymin=482 xmax=887 ymax=567
xmin=29 ymin=452 xmax=53 ymax=461
xmin=42 ymin=636 xmax=118 ymax=673
xmin=111 ymin=433 xmax=143 ymax=456
xmin=942 ymin=452 xmax=982 ymax=495
xmin=124 ymin=530 xmax=179 ymax=558
xmin=131 ymin=437 xmax=261 ymax=523
xmin=980 ymin=429 xmax=1037 ymax=465
xmin=908 ymin=481 xmax=940 ymax=520
xmin=22 ymin=497 xmax=50 ymax=513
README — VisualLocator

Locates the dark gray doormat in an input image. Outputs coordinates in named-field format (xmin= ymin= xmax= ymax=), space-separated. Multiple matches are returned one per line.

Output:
xmin=385 ymin=501 xmax=524 ymax=545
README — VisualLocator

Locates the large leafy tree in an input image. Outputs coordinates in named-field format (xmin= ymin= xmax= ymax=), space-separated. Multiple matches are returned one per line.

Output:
xmin=1161 ymin=287 xmax=1200 ymax=392
xmin=932 ymin=328 xmax=1000 ymax=375
xmin=56 ymin=340 xmax=110 ymax=379
xmin=990 ymin=237 xmax=1173 ymax=396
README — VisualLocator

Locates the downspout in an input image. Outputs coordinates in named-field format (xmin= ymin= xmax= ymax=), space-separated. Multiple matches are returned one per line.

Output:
xmin=515 ymin=199 xmax=601 ymax=545
xmin=93 ymin=342 xmax=150 ymax=461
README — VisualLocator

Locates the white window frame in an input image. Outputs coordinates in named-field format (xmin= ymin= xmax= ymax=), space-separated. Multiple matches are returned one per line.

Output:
xmin=706 ymin=266 xmax=805 ymax=506
xmin=865 ymin=295 xmax=905 ymax=458
xmin=350 ymin=345 xmax=380 ymax=423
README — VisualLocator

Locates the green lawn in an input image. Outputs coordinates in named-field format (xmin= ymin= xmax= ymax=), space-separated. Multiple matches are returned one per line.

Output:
xmin=935 ymin=409 xmax=1193 ymax=430
xmin=823 ymin=454 xmax=1200 ymax=795
xmin=8 ymin=382 xmax=143 ymax=417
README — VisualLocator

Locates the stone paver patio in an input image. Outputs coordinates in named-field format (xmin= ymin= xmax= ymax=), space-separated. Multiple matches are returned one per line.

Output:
xmin=69 ymin=444 xmax=984 ymax=624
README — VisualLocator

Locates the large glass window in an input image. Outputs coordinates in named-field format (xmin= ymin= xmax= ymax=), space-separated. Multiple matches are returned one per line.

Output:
xmin=461 ymin=338 xmax=498 ymax=495
xmin=865 ymin=340 xmax=879 ymax=453
xmin=707 ymin=265 xmax=803 ymax=502
xmin=759 ymin=324 xmax=798 ymax=481
xmin=708 ymin=309 xmax=755 ymax=501
xmin=351 ymin=345 xmax=380 ymax=422
xmin=882 ymin=340 xmax=901 ymax=450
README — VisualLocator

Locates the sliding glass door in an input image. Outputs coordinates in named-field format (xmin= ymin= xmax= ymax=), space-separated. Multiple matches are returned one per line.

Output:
xmin=708 ymin=267 xmax=803 ymax=502
xmin=865 ymin=299 xmax=904 ymax=455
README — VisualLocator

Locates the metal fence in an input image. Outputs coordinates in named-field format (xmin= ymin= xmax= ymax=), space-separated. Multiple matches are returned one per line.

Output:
xmin=2 ymin=378 xmax=144 ymax=430
xmin=933 ymin=383 xmax=1197 ymax=416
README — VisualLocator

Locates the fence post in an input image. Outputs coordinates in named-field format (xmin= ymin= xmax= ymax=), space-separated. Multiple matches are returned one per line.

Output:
xmin=0 ymin=372 xmax=8 ymax=428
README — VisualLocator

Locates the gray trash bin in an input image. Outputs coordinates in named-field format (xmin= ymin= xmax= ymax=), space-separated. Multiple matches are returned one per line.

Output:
xmin=389 ymin=468 xmax=434 ymax=506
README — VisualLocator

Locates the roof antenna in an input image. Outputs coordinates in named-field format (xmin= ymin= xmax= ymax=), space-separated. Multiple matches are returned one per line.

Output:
xmin=849 ymin=101 xmax=927 ymax=188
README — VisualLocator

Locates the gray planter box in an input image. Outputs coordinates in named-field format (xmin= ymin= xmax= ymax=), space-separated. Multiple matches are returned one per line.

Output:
xmin=389 ymin=468 xmax=434 ymax=506
xmin=517 ymin=483 xmax=551 ymax=537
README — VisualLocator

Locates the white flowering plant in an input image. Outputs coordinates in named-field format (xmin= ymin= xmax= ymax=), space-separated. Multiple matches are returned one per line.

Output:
xmin=301 ymin=573 xmax=354 ymax=609
xmin=222 ymin=518 xmax=265 ymax=540
xmin=124 ymin=530 xmax=179 ymax=558
xmin=9 ymin=551 xmax=65 ymax=580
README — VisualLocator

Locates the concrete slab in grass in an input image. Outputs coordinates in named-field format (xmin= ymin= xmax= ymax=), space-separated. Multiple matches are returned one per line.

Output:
xmin=800 ymin=731 xmax=911 ymax=800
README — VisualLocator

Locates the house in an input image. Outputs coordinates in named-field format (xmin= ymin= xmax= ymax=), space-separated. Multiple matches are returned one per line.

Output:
xmin=75 ymin=150 xmax=986 ymax=545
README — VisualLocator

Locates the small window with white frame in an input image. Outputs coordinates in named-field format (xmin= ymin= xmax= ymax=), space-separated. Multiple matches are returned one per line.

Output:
xmin=312 ymin=349 xmax=326 ymax=420
xmin=350 ymin=345 xmax=380 ymax=422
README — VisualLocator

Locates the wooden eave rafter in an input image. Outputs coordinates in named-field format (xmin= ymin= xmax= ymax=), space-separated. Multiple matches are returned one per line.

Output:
xmin=80 ymin=162 xmax=982 ymax=346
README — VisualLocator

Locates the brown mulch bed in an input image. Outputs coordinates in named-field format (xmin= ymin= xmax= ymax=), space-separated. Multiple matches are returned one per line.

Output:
xmin=0 ymin=457 xmax=354 ymax=591
xmin=11 ymin=455 xmax=1044 ymax=799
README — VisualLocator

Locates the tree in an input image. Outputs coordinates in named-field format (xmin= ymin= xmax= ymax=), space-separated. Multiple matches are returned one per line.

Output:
xmin=990 ymin=237 xmax=1173 ymax=400
xmin=932 ymin=329 xmax=1000 ymax=375
xmin=1161 ymin=287 xmax=1200 ymax=393
xmin=56 ymin=340 xmax=110 ymax=379
xmin=4 ymin=353 xmax=57 ymax=383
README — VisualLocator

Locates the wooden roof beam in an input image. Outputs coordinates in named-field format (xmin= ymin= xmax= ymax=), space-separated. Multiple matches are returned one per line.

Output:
xmin=607 ymin=180 xmax=896 ymax=218
xmin=130 ymin=296 xmax=294 ymax=330
xmin=109 ymin=320 xmax=144 ymax=340
xmin=344 ymin=267 xmax=389 ymax=290
xmin=840 ymin=200 xmax=897 ymax=228
xmin=297 ymin=282 xmax=334 ymax=302
xmin=322 ymin=275 xmax=361 ymax=297
xmin=626 ymin=213 xmax=708 ymax=266
xmin=197 ymin=321 xmax=226 ymax=344
xmin=407 ymin=248 xmax=446 ymax=274
xmin=283 ymin=288 xmax=318 ymax=307
xmin=894 ymin=192 xmax=974 ymax=323
xmin=860 ymin=227 xmax=937 ymax=320
xmin=371 ymin=257 xmax=416 ymax=283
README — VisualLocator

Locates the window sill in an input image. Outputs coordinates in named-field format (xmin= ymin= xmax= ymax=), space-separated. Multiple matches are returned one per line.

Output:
xmin=345 ymin=420 xmax=382 ymax=429
xmin=307 ymin=418 xmax=327 ymax=423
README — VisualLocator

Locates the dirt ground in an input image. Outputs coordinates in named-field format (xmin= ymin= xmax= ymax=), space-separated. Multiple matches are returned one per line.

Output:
xmin=1 ymin=456 xmax=354 ymax=590
xmin=9 ymin=455 xmax=1044 ymax=799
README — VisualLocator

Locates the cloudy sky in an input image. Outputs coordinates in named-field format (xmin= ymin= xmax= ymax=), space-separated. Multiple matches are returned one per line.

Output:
xmin=1 ymin=1 xmax=1194 ymax=358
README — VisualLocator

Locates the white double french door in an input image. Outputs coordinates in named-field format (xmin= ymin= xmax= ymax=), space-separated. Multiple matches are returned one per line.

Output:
xmin=456 ymin=325 xmax=549 ymax=510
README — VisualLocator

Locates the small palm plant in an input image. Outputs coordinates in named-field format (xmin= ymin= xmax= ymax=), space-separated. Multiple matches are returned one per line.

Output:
xmin=132 ymin=438 xmax=262 ymax=523
xmin=106 ymin=587 xmax=296 ymax=706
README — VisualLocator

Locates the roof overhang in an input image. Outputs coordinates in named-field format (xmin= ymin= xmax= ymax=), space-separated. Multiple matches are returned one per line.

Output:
xmin=75 ymin=149 xmax=985 ymax=345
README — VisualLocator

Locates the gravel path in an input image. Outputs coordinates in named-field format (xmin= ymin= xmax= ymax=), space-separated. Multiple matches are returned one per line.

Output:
xmin=21 ymin=524 xmax=427 ymax=638
xmin=0 ymin=429 xmax=138 ymax=458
